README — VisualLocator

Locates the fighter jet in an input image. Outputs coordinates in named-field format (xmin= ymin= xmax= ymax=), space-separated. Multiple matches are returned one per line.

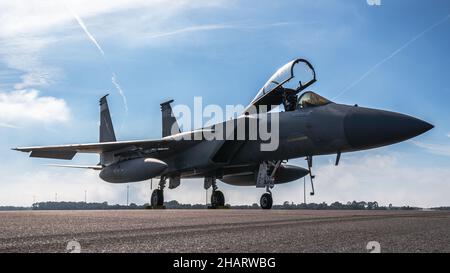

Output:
xmin=13 ymin=58 xmax=433 ymax=209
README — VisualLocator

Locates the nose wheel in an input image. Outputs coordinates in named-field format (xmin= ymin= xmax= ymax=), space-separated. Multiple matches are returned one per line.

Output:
xmin=151 ymin=189 xmax=164 ymax=207
xmin=211 ymin=190 xmax=225 ymax=208
xmin=260 ymin=193 xmax=273 ymax=210
xmin=151 ymin=177 xmax=166 ymax=208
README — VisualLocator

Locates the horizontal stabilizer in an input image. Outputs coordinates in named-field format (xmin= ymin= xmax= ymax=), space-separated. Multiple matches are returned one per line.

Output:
xmin=45 ymin=164 xmax=103 ymax=170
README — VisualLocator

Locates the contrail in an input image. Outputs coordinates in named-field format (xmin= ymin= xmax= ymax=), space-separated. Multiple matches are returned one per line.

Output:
xmin=111 ymin=73 xmax=128 ymax=113
xmin=66 ymin=4 xmax=128 ymax=114
xmin=145 ymin=21 xmax=295 ymax=39
xmin=334 ymin=14 xmax=450 ymax=99
xmin=67 ymin=6 xmax=105 ymax=56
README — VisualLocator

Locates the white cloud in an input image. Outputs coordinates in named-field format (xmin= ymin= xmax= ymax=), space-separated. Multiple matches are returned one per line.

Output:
xmin=0 ymin=0 xmax=230 ymax=39
xmin=0 ymin=0 xmax=283 ymax=91
xmin=310 ymin=153 xmax=450 ymax=207
xmin=0 ymin=0 xmax=231 ymax=123
xmin=0 ymin=89 xmax=70 ymax=125
xmin=0 ymin=36 xmax=62 ymax=90
xmin=0 ymin=168 xmax=121 ymax=206
xmin=410 ymin=140 xmax=450 ymax=157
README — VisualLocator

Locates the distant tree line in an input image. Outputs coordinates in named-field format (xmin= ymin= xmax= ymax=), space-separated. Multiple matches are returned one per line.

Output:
xmin=431 ymin=207 xmax=450 ymax=211
xmin=31 ymin=201 xmax=145 ymax=210
xmin=274 ymin=201 xmax=420 ymax=210
xmin=232 ymin=201 xmax=420 ymax=210
xmin=0 ymin=200 xmax=437 ymax=211
xmin=0 ymin=206 xmax=31 ymax=211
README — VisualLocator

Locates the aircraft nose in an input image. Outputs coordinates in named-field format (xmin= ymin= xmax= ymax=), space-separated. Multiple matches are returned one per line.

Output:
xmin=344 ymin=108 xmax=433 ymax=149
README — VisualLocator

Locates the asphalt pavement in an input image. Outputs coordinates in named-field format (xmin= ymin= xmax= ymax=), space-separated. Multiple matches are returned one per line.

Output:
xmin=0 ymin=209 xmax=449 ymax=253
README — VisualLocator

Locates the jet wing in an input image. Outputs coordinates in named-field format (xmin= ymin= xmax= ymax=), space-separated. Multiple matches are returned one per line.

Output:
xmin=13 ymin=135 xmax=199 ymax=160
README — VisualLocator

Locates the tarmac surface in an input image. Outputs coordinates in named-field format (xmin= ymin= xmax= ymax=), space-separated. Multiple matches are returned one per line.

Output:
xmin=0 ymin=209 xmax=449 ymax=253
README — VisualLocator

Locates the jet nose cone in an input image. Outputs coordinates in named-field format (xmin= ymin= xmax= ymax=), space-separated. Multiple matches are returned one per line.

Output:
xmin=344 ymin=108 xmax=433 ymax=149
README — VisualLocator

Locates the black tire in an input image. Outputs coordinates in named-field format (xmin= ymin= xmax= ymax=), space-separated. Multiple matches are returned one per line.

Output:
xmin=211 ymin=190 xmax=225 ymax=207
xmin=151 ymin=189 xmax=164 ymax=207
xmin=260 ymin=193 xmax=273 ymax=210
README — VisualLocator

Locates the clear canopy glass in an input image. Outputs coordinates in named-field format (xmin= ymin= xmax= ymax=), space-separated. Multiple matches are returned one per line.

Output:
xmin=250 ymin=59 xmax=316 ymax=105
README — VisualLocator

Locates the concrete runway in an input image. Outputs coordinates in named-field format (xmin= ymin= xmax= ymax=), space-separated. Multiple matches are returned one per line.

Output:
xmin=0 ymin=210 xmax=449 ymax=253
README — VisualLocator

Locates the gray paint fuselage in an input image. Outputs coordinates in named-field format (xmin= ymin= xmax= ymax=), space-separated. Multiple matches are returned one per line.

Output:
xmin=157 ymin=102 xmax=432 ymax=179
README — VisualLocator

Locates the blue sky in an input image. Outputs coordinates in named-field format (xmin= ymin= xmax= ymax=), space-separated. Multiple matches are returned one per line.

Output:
xmin=0 ymin=0 xmax=449 ymax=206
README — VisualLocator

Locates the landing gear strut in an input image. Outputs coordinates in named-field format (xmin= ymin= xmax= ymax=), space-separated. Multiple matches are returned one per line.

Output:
xmin=257 ymin=161 xmax=280 ymax=210
xmin=306 ymin=156 xmax=315 ymax=196
xmin=151 ymin=177 xmax=166 ymax=208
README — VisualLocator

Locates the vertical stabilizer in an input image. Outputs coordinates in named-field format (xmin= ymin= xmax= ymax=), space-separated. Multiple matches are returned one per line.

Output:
xmin=160 ymin=99 xmax=181 ymax=137
xmin=99 ymin=95 xmax=116 ymax=165
xmin=99 ymin=94 xmax=116 ymax=143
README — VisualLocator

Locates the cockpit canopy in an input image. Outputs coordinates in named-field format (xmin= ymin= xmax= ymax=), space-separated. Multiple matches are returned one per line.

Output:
xmin=297 ymin=91 xmax=331 ymax=109
xmin=245 ymin=58 xmax=317 ymax=113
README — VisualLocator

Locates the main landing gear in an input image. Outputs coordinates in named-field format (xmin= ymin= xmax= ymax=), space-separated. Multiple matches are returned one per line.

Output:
xmin=205 ymin=177 xmax=225 ymax=208
xmin=151 ymin=177 xmax=166 ymax=208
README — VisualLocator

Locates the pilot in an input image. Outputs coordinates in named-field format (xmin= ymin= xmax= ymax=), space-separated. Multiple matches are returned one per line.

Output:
xmin=282 ymin=88 xmax=298 ymax=112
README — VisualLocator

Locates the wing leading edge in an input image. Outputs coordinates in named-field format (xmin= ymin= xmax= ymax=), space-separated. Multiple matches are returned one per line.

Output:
xmin=12 ymin=138 xmax=181 ymax=160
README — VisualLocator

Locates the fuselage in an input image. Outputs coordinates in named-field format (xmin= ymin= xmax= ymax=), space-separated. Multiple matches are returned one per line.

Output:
xmin=154 ymin=102 xmax=433 ymax=180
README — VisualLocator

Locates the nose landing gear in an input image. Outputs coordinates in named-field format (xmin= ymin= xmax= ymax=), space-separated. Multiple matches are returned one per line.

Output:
xmin=151 ymin=177 xmax=166 ymax=208
xmin=306 ymin=156 xmax=315 ymax=196
xmin=257 ymin=161 xmax=281 ymax=210
xmin=211 ymin=190 xmax=225 ymax=208
xmin=151 ymin=189 xmax=164 ymax=207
